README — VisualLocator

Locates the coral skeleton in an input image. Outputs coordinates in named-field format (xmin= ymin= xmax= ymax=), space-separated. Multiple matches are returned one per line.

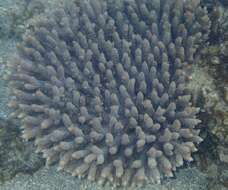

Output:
xmin=8 ymin=0 xmax=210 ymax=187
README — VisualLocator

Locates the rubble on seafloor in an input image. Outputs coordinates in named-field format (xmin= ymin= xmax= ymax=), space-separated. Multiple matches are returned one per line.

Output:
xmin=0 ymin=118 xmax=44 ymax=183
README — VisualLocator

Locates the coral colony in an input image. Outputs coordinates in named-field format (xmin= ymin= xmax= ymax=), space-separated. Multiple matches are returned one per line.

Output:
xmin=8 ymin=0 xmax=210 ymax=187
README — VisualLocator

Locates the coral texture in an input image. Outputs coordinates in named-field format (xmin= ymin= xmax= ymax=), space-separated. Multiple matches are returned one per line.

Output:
xmin=8 ymin=0 xmax=210 ymax=187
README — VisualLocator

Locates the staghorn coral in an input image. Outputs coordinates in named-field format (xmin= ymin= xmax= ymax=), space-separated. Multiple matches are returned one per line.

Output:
xmin=8 ymin=0 xmax=210 ymax=187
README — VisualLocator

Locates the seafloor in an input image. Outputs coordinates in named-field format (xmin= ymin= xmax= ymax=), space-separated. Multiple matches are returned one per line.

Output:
xmin=0 ymin=0 xmax=227 ymax=190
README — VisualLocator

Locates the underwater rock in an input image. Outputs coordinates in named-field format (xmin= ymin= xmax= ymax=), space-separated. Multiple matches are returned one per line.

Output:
xmin=196 ymin=1 xmax=228 ymax=166
xmin=218 ymin=146 xmax=228 ymax=164
xmin=210 ymin=101 xmax=228 ymax=144
xmin=224 ymin=87 xmax=228 ymax=103
xmin=8 ymin=0 xmax=210 ymax=187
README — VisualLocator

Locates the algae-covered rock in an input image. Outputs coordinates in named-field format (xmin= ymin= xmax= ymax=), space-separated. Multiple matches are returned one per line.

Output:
xmin=192 ymin=1 xmax=228 ymax=166
xmin=183 ymin=8 xmax=228 ymax=190
xmin=210 ymin=101 xmax=228 ymax=143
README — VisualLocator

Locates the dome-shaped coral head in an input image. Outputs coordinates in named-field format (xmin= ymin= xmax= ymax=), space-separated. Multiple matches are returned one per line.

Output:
xmin=8 ymin=0 xmax=210 ymax=187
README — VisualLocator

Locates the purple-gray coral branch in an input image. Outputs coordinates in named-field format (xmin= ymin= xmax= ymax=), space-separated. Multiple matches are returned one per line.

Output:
xmin=8 ymin=0 xmax=210 ymax=187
